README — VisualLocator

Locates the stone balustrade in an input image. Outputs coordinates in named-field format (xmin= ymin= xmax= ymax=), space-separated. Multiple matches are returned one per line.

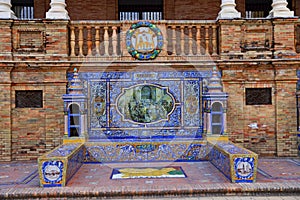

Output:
xmin=68 ymin=20 xmax=219 ymax=60
xmin=69 ymin=21 xmax=121 ymax=58
xmin=166 ymin=21 xmax=218 ymax=57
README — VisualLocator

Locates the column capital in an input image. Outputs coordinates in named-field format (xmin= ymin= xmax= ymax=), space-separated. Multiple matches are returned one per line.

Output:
xmin=268 ymin=0 xmax=294 ymax=18
xmin=217 ymin=0 xmax=241 ymax=20
xmin=46 ymin=0 xmax=69 ymax=20
xmin=0 ymin=0 xmax=16 ymax=19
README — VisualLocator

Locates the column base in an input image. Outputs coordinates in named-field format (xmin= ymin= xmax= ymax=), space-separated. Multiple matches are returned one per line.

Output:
xmin=268 ymin=10 xmax=294 ymax=18
xmin=0 ymin=11 xmax=16 ymax=19
xmin=217 ymin=11 xmax=241 ymax=20
xmin=46 ymin=11 xmax=69 ymax=20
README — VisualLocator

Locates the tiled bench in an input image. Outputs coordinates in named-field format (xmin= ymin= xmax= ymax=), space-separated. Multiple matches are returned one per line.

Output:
xmin=38 ymin=143 xmax=85 ymax=187
xmin=208 ymin=141 xmax=258 ymax=183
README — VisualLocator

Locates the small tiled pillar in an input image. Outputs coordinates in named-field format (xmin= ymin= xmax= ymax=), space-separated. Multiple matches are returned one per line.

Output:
xmin=268 ymin=0 xmax=294 ymax=18
xmin=0 ymin=0 xmax=16 ymax=19
xmin=46 ymin=0 xmax=69 ymax=19
xmin=203 ymin=67 xmax=228 ymax=135
xmin=62 ymin=68 xmax=87 ymax=141
xmin=217 ymin=0 xmax=241 ymax=19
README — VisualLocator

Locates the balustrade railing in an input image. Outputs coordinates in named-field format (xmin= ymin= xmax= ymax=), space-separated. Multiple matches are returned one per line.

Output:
xmin=69 ymin=21 xmax=121 ymax=57
xmin=166 ymin=21 xmax=218 ymax=57
xmin=69 ymin=20 xmax=219 ymax=60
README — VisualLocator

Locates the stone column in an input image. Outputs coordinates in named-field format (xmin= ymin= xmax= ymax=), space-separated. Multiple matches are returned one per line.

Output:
xmin=0 ymin=0 xmax=16 ymax=19
xmin=217 ymin=0 xmax=241 ymax=19
xmin=46 ymin=0 xmax=69 ymax=19
xmin=268 ymin=0 xmax=294 ymax=18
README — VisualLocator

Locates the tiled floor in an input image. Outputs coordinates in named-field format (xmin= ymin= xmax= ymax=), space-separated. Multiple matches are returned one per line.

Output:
xmin=0 ymin=158 xmax=299 ymax=199
xmin=68 ymin=162 xmax=229 ymax=187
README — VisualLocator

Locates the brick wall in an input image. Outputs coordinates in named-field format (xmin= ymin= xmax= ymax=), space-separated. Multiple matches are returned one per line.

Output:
xmin=273 ymin=19 xmax=297 ymax=56
xmin=219 ymin=18 xmax=298 ymax=156
xmin=219 ymin=20 xmax=244 ymax=55
xmin=274 ymin=66 xmax=298 ymax=157
xmin=0 ymin=65 xmax=13 ymax=161
xmin=0 ymin=20 xmax=13 ymax=60
xmin=65 ymin=0 xmax=112 ymax=20
xmin=34 ymin=0 xmax=49 ymax=19
xmin=0 ymin=20 xmax=69 ymax=161
xmin=222 ymin=64 xmax=298 ymax=157
xmin=11 ymin=67 xmax=67 ymax=160
xmin=222 ymin=65 xmax=276 ymax=156
xmin=172 ymin=0 xmax=220 ymax=20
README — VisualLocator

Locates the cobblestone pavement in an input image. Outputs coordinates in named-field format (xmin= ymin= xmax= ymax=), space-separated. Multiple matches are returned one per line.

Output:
xmin=0 ymin=158 xmax=299 ymax=199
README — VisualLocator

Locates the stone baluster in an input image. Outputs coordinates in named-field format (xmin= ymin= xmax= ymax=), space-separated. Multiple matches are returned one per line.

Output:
xmin=205 ymin=26 xmax=210 ymax=55
xmin=196 ymin=25 xmax=201 ymax=55
xmin=212 ymin=25 xmax=218 ymax=55
xmin=46 ymin=0 xmax=69 ymax=19
xmin=104 ymin=26 xmax=109 ymax=56
xmin=112 ymin=26 xmax=118 ymax=56
xmin=217 ymin=0 xmax=241 ymax=19
xmin=188 ymin=26 xmax=193 ymax=55
xmin=78 ymin=26 xmax=83 ymax=56
xmin=172 ymin=26 xmax=177 ymax=55
xmin=87 ymin=26 xmax=92 ymax=56
xmin=180 ymin=26 xmax=185 ymax=56
xmin=268 ymin=0 xmax=294 ymax=18
xmin=70 ymin=26 xmax=75 ymax=56
xmin=95 ymin=26 xmax=100 ymax=55
xmin=0 ymin=0 xmax=16 ymax=18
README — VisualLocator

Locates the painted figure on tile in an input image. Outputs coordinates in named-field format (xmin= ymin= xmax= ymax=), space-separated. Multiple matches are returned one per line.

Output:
xmin=132 ymin=27 xmax=157 ymax=53
xmin=117 ymin=84 xmax=174 ymax=124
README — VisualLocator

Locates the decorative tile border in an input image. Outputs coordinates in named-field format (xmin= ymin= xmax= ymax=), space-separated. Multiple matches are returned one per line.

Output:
xmin=84 ymin=140 xmax=208 ymax=162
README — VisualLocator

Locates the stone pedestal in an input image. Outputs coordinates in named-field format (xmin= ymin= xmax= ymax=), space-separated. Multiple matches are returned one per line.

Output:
xmin=46 ymin=0 xmax=69 ymax=19
xmin=268 ymin=0 xmax=294 ymax=18
xmin=217 ymin=0 xmax=241 ymax=19
xmin=0 ymin=0 xmax=16 ymax=19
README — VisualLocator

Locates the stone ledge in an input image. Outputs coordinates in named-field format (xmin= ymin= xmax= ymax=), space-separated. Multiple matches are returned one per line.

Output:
xmin=0 ymin=182 xmax=299 ymax=199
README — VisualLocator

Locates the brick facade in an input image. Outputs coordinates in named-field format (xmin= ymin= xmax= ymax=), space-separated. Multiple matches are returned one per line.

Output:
xmin=0 ymin=1 xmax=299 ymax=161
xmin=219 ymin=18 xmax=299 ymax=157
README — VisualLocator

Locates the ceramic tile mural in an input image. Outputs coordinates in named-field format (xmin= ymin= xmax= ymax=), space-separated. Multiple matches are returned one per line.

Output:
xmin=70 ymin=71 xmax=210 ymax=140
